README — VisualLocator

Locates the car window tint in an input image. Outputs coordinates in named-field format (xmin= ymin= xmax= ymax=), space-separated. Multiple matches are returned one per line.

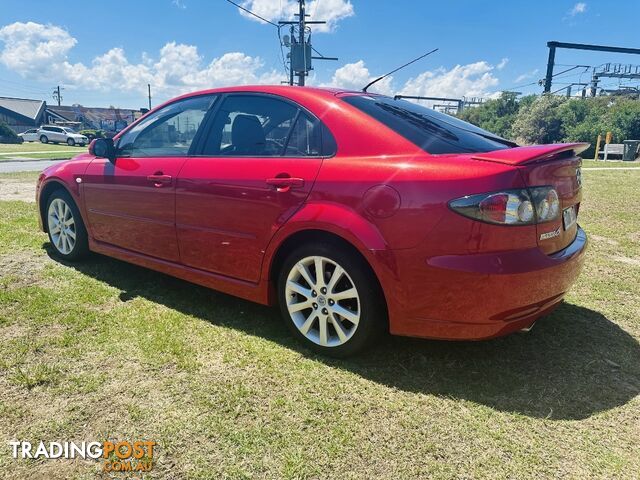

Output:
xmin=201 ymin=95 xmax=298 ymax=156
xmin=285 ymin=112 xmax=322 ymax=156
xmin=118 ymin=94 xmax=217 ymax=157
xmin=341 ymin=95 xmax=515 ymax=154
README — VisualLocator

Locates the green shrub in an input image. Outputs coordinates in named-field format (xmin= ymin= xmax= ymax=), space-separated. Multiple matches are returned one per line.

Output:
xmin=0 ymin=121 xmax=23 ymax=144
xmin=79 ymin=129 xmax=106 ymax=140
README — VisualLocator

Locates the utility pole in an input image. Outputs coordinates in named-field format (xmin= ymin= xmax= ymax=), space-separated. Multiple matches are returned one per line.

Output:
xmin=279 ymin=0 xmax=337 ymax=86
xmin=52 ymin=85 xmax=62 ymax=106
xmin=297 ymin=0 xmax=306 ymax=86
xmin=147 ymin=84 xmax=152 ymax=110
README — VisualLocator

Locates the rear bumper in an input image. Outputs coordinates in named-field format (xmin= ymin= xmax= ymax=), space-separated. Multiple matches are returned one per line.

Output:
xmin=387 ymin=226 xmax=587 ymax=340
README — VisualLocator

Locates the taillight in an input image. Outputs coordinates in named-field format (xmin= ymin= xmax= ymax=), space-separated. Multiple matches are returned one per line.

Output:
xmin=449 ymin=186 xmax=559 ymax=225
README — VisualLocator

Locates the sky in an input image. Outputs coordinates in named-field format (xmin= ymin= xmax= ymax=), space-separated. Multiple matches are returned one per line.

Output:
xmin=1 ymin=0 xmax=640 ymax=108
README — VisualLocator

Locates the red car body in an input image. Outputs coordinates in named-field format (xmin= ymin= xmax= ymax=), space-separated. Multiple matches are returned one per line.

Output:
xmin=36 ymin=85 xmax=587 ymax=341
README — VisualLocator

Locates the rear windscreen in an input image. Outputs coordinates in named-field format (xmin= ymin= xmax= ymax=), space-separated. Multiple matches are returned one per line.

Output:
xmin=341 ymin=95 xmax=515 ymax=154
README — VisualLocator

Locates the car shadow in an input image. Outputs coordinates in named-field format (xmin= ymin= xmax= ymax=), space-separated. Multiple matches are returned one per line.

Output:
xmin=48 ymin=247 xmax=640 ymax=421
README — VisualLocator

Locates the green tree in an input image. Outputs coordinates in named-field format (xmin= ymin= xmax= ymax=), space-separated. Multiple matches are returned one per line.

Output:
xmin=511 ymin=95 xmax=566 ymax=144
xmin=457 ymin=92 xmax=520 ymax=139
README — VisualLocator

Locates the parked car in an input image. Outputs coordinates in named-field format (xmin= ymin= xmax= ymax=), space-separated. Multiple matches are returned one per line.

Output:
xmin=18 ymin=128 xmax=40 ymax=142
xmin=36 ymin=86 xmax=587 ymax=357
xmin=38 ymin=125 xmax=88 ymax=146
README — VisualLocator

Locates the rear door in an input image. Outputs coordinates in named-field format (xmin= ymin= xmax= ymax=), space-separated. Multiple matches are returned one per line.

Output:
xmin=176 ymin=93 xmax=330 ymax=283
xmin=82 ymin=94 xmax=217 ymax=261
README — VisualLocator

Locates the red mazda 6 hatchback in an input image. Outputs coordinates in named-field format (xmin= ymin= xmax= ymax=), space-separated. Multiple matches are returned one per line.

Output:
xmin=36 ymin=85 xmax=587 ymax=356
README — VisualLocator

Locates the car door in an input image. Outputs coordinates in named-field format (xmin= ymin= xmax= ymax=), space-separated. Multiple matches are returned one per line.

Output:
xmin=51 ymin=127 xmax=65 ymax=142
xmin=176 ymin=94 xmax=332 ymax=283
xmin=82 ymin=94 xmax=217 ymax=262
xmin=23 ymin=129 xmax=38 ymax=141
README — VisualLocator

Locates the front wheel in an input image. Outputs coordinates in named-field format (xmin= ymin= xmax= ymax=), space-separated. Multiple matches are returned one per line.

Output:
xmin=278 ymin=243 xmax=386 ymax=357
xmin=40 ymin=135 xmax=48 ymax=143
xmin=46 ymin=190 xmax=89 ymax=261
xmin=67 ymin=138 xmax=75 ymax=146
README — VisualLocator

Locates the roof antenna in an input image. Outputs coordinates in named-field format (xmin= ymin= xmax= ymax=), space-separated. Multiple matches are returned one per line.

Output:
xmin=362 ymin=48 xmax=439 ymax=92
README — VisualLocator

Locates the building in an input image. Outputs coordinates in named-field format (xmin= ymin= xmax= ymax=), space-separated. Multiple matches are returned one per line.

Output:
xmin=46 ymin=105 xmax=144 ymax=133
xmin=0 ymin=95 xmax=144 ymax=134
xmin=0 ymin=96 xmax=47 ymax=133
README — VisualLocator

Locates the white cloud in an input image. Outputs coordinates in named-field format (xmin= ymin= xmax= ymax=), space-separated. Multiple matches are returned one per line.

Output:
xmin=0 ymin=21 xmax=77 ymax=76
xmin=172 ymin=0 xmax=186 ymax=8
xmin=322 ymin=60 xmax=393 ymax=94
xmin=569 ymin=2 xmax=587 ymax=15
xmin=514 ymin=68 xmax=539 ymax=84
xmin=497 ymin=57 xmax=509 ymax=70
xmin=237 ymin=0 xmax=354 ymax=32
xmin=0 ymin=22 xmax=283 ymax=101
xmin=399 ymin=62 xmax=500 ymax=99
xmin=324 ymin=59 xmax=503 ymax=100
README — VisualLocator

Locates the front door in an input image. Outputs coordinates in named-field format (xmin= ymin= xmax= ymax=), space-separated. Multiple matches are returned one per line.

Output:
xmin=176 ymin=94 xmax=330 ymax=283
xmin=82 ymin=94 xmax=217 ymax=262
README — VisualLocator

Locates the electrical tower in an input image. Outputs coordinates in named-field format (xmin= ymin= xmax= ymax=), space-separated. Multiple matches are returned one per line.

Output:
xmin=589 ymin=63 xmax=640 ymax=97
xmin=279 ymin=0 xmax=337 ymax=86
xmin=543 ymin=41 xmax=640 ymax=93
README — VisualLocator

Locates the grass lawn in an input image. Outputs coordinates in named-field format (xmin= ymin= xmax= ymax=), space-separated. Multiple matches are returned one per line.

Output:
xmin=0 ymin=142 xmax=88 ymax=161
xmin=582 ymin=159 xmax=640 ymax=168
xmin=0 ymin=169 xmax=638 ymax=479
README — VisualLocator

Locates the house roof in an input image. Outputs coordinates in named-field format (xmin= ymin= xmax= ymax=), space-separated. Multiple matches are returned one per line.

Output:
xmin=46 ymin=105 xmax=138 ymax=130
xmin=0 ymin=96 xmax=46 ymax=121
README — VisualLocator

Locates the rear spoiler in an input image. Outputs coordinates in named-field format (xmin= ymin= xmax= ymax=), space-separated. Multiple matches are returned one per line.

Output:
xmin=471 ymin=143 xmax=590 ymax=166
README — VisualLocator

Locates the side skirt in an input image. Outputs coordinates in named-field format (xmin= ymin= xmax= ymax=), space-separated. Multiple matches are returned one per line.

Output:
xmin=88 ymin=238 xmax=270 ymax=305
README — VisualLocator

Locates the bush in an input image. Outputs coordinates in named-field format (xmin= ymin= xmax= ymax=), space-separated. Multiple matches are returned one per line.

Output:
xmin=0 ymin=121 xmax=23 ymax=144
xmin=79 ymin=129 xmax=106 ymax=140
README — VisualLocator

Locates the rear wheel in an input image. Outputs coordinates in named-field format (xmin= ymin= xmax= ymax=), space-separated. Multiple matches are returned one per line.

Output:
xmin=40 ymin=135 xmax=48 ymax=143
xmin=278 ymin=243 xmax=386 ymax=357
xmin=67 ymin=138 xmax=75 ymax=146
xmin=46 ymin=190 xmax=88 ymax=261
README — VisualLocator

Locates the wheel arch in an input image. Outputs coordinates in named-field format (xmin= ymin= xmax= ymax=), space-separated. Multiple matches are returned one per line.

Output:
xmin=266 ymin=228 xmax=389 ymax=324
xmin=39 ymin=180 xmax=71 ymax=233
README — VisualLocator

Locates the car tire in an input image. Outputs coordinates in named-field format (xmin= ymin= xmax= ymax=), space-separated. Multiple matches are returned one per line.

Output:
xmin=40 ymin=135 xmax=48 ymax=144
xmin=45 ymin=189 xmax=89 ymax=261
xmin=67 ymin=138 xmax=75 ymax=146
xmin=277 ymin=242 xmax=387 ymax=357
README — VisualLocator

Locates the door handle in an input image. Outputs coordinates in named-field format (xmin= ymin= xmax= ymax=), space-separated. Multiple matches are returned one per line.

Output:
xmin=266 ymin=177 xmax=304 ymax=192
xmin=147 ymin=173 xmax=172 ymax=187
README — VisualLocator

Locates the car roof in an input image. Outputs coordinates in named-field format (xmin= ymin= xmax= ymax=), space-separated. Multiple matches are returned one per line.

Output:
xmin=163 ymin=85 xmax=367 ymax=106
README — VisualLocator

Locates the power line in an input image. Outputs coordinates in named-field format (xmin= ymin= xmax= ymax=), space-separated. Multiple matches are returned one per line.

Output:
xmin=225 ymin=0 xmax=279 ymax=27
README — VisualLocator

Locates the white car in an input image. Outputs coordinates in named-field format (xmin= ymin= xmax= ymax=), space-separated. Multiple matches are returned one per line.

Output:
xmin=38 ymin=126 xmax=88 ymax=146
xmin=18 ymin=128 xmax=40 ymax=142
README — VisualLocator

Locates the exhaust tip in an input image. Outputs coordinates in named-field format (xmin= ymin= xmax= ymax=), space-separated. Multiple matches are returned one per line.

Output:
xmin=519 ymin=322 xmax=536 ymax=333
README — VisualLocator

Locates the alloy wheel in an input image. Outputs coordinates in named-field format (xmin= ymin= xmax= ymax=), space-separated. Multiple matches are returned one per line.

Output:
xmin=47 ymin=198 xmax=77 ymax=255
xmin=285 ymin=255 xmax=360 ymax=347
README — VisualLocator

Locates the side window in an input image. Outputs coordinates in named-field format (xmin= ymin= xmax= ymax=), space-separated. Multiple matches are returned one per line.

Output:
xmin=201 ymin=95 xmax=298 ymax=156
xmin=117 ymin=94 xmax=217 ymax=157
xmin=285 ymin=113 xmax=322 ymax=157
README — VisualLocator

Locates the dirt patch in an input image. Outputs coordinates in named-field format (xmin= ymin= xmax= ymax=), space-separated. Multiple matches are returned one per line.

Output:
xmin=590 ymin=234 xmax=620 ymax=246
xmin=0 ymin=251 xmax=50 ymax=290
xmin=0 ymin=179 xmax=36 ymax=202
xmin=610 ymin=255 xmax=640 ymax=267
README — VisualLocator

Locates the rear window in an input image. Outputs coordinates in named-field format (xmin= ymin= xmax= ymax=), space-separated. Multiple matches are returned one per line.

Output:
xmin=341 ymin=95 xmax=515 ymax=154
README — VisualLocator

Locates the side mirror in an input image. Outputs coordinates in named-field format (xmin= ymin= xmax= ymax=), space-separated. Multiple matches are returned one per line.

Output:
xmin=89 ymin=138 xmax=116 ymax=163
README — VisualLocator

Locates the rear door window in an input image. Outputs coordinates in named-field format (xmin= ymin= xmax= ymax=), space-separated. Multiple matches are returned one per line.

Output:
xmin=341 ymin=95 xmax=515 ymax=154
xmin=201 ymin=95 xmax=297 ymax=156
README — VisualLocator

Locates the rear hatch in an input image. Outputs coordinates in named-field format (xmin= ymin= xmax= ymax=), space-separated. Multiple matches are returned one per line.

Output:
xmin=473 ymin=143 xmax=587 ymax=254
